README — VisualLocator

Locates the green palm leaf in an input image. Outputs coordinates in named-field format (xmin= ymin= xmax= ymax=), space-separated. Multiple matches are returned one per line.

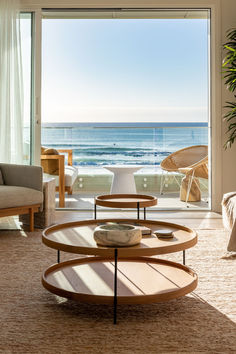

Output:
xmin=222 ymin=28 xmax=236 ymax=148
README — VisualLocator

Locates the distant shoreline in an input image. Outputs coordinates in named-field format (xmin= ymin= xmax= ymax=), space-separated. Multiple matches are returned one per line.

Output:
xmin=41 ymin=122 xmax=208 ymax=128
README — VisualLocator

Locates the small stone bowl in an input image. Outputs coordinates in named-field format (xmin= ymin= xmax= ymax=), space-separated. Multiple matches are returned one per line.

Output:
xmin=93 ymin=223 xmax=142 ymax=247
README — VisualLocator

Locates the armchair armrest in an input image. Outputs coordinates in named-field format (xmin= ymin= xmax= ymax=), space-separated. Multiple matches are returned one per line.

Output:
xmin=41 ymin=154 xmax=65 ymax=208
xmin=41 ymin=154 xmax=65 ymax=176
xmin=178 ymin=156 xmax=208 ymax=176
xmin=41 ymin=154 xmax=64 ymax=164
xmin=187 ymin=156 xmax=208 ymax=169
xmin=0 ymin=163 xmax=43 ymax=192
xmin=57 ymin=149 xmax=73 ymax=166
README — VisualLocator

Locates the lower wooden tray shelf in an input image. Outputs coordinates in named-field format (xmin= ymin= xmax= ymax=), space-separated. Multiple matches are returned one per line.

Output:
xmin=42 ymin=256 xmax=197 ymax=305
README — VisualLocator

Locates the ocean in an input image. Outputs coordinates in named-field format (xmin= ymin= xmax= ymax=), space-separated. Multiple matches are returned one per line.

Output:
xmin=41 ymin=122 xmax=208 ymax=167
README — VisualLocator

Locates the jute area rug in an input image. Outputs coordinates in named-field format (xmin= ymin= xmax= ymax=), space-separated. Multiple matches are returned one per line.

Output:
xmin=0 ymin=227 xmax=235 ymax=354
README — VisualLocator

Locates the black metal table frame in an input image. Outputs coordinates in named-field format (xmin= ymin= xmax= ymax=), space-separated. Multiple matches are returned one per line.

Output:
xmin=56 ymin=248 xmax=186 ymax=324
xmin=94 ymin=201 xmax=147 ymax=220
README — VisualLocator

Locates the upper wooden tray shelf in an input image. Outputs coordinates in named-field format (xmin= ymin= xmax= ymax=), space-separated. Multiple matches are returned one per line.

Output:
xmin=95 ymin=194 xmax=157 ymax=208
xmin=42 ymin=218 xmax=197 ymax=258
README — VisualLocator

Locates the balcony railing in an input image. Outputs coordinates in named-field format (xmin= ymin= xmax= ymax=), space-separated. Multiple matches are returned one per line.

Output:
xmin=41 ymin=122 xmax=208 ymax=168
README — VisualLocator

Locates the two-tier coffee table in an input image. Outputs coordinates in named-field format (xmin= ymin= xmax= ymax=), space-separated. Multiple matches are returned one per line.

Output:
xmin=94 ymin=194 xmax=157 ymax=219
xmin=42 ymin=218 xmax=197 ymax=324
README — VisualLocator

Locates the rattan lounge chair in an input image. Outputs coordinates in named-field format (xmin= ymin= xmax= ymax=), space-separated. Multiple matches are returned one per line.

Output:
xmin=160 ymin=145 xmax=208 ymax=203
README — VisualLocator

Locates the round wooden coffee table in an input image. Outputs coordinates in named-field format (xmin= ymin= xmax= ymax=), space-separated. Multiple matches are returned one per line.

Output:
xmin=42 ymin=218 xmax=197 ymax=324
xmin=94 ymin=194 xmax=157 ymax=219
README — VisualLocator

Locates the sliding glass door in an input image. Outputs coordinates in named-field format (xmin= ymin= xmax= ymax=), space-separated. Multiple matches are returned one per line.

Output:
xmin=41 ymin=9 xmax=210 ymax=210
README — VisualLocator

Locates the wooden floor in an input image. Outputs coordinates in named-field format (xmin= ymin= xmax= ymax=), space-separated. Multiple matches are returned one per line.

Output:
xmin=0 ymin=210 xmax=223 ymax=231
xmin=54 ymin=210 xmax=223 ymax=230
xmin=57 ymin=192 xmax=209 ymax=210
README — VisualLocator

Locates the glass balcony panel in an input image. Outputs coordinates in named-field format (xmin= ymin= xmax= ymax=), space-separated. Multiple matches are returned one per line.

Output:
xmin=41 ymin=123 xmax=209 ymax=210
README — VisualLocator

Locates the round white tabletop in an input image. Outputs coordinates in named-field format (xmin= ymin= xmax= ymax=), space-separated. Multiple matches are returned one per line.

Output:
xmin=103 ymin=165 xmax=143 ymax=194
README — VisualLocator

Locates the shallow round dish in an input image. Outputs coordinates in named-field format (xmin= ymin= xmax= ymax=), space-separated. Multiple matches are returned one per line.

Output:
xmin=93 ymin=223 xmax=142 ymax=247
xmin=154 ymin=229 xmax=174 ymax=239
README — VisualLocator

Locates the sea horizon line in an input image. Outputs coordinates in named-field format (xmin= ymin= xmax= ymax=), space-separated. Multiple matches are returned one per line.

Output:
xmin=41 ymin=122 xmax=208 ymax=128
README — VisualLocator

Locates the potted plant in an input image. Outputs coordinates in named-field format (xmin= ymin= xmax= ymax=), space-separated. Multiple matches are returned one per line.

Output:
xmin=222 ymin=29 xmax=236 ymax=148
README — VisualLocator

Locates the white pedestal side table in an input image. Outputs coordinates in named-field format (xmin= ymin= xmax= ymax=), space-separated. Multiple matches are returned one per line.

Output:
xmin=103 ymin=165 xmax=143 ymax=194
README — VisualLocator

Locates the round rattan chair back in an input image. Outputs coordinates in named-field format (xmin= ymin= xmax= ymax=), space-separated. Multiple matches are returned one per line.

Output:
xmin=160 ymin=145 xmax=208 ymax=173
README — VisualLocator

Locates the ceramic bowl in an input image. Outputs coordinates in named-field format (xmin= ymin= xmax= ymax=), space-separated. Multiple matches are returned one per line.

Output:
xmin=93 ymin=223 xmax=142 ymax=247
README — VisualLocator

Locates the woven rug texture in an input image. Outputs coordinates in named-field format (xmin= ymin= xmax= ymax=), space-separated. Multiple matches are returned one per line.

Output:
xmin=0 ymin=227 xmax=235 ymax=354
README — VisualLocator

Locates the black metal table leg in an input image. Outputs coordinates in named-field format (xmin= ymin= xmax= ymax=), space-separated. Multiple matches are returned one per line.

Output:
xmin=183 ymin=250 xmax=185 ymax=265
xmin=144 ymin=207 xmax=146 ymax=220
xmin=137 ymin=202 xmax=140 ymax=219
xmin=57 ymin=250 xmax=60 ymax=263
xmin=114 ymin=248 xmax=118 ymax=325
xmin=94 ymin=203 xmax=97 ymax=219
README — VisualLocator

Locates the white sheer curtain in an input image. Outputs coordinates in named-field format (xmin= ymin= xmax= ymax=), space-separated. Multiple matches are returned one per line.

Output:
xmin=0 ymin=0 xmax=24 ymax=164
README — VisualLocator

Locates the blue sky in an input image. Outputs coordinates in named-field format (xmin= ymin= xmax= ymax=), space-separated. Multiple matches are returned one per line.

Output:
xmin=42 ymin=18 xmax=209 ymax=123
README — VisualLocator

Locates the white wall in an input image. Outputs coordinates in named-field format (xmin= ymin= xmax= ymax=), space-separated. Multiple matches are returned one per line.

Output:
xmin=20 ymin=0 xmax=236 ymax=211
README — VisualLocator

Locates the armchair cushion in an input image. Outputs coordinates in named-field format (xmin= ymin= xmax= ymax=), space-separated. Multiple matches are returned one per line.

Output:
xmin=41 ymin=147 xmax=59 ymax=175
xmin=43 ymin=165 xmax=78 ymax=188
xmin=0 ymin=163 xmax=43 ymax=191
xmin=0 ymin=185 xmax=43 ymax=209
xmin=0 ymin=169 xmax=4 ymax=185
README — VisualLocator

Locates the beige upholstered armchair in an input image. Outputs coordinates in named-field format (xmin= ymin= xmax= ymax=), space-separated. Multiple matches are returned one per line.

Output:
xmin=41 ymin=148 xmax=78 ymax=208
xmin=0 ymin=163 xmax=43 ymax=231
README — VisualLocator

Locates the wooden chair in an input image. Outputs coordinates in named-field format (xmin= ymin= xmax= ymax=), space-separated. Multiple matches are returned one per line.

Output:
xmin=160 ymin=145 xmax=208 ymax=202
xmin=41 ymin=149 xmax=77 ymax=208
